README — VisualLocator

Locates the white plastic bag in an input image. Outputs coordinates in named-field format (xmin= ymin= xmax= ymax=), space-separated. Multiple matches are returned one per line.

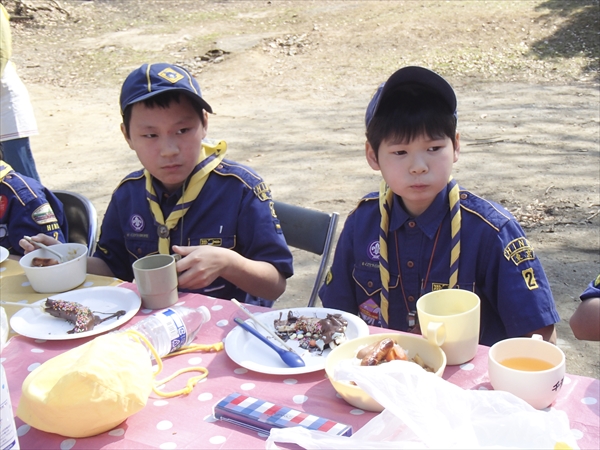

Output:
xmin=266 ymin=361 xmax=578 ymax=449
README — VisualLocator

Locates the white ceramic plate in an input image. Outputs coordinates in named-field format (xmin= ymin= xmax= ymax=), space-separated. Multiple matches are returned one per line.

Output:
xmin=0 ymin=246 xmax=8 ymax=263
xmin=224 ymin=307 xmax=369 ymax=375
xmin=10 ymin=286 xmax=141 ymax=340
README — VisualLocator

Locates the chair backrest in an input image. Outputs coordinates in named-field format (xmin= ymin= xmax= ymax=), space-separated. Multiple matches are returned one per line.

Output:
xmin=274 ymin=201 xmax=339 ymax=307
xmin=53 ymin=190 xmax=98 ymax=257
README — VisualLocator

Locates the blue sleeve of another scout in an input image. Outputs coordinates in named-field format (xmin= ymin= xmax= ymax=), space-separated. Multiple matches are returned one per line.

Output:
xmin=0 ymin=172 xmax=67 ymax=255
xmin=580 ymin=275 xmax=600 ymax=300
xmin=472 ymin=205 xmax=559 ymax=341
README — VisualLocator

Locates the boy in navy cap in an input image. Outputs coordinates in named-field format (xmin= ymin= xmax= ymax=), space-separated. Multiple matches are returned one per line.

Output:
xmin=23 ymin=63 xmax=293 ymax=305
xmin=319 ymin=66 xmax=559 ymax=345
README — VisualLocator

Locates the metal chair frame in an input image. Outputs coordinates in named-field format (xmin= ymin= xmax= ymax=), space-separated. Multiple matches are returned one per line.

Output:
xmin=53 ymin=190 xmax=98 ymax=257
xmin=274 ymin=201 xmax=339 ymax=307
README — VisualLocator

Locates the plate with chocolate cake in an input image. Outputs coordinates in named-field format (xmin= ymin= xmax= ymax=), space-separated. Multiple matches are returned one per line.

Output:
xmin=224 ymin=307 xmax=369 ymax=375
xmin=10 ymin=286 xmax=141 ymax=340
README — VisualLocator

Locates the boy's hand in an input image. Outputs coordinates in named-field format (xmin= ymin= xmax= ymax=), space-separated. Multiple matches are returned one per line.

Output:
xmin=172 ymin=245 xmax=231 ymax=290
xmin=19 ymin=234 xmax=61 ymax=254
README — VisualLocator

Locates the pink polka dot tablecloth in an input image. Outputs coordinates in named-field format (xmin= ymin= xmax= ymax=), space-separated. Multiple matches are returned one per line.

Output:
xmin=1 ymin=283 xmax=598 ymax=449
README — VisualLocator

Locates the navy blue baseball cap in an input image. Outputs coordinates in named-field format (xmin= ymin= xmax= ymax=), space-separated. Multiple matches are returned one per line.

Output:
xmin=365 ymin=66 xmax=457 ymax=127
xmin=119 ymin=63 xmax=213 ymax=115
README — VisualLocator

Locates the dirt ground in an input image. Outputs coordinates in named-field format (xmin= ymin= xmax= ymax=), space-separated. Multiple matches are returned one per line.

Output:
xmin=4 ymin=0 xmax=599 ymax=377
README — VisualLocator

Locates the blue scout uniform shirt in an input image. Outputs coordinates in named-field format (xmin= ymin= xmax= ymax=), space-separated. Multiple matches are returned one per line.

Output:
xmin=319 ymin=184 xmax=560 ymax=346
xmin=95 ymin=158 xmax=293 ymax=304
xmin=0 ymin=169 xmax=67 ymax=255
xmin=580 ymin=275 xmax=600 ymax=301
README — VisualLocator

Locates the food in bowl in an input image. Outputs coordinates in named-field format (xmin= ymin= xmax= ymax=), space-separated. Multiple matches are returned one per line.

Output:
xmin=356 ymin=337 xmax=434 ymax=372
xmin=325 ymin=333 xmax=447 ymax=412
xmin=274 ymin=310 xmax=348 ymax=351
xmin=19 ymin=243 xmax=88 ymax=293
xmin=31 ymin=257 xmax=60 ymax=267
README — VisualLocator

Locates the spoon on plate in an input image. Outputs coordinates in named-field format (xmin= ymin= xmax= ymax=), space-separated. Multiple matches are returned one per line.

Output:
xmin=233 ymin=317 xmax=305 ymax=368
xmin=23 ymin=236 xmax=65 ymax=263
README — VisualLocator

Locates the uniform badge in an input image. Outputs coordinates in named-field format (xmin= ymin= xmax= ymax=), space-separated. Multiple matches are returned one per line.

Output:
xmin=503 ymin=237 xmax=535 ymax=266
xmin=158 ymin=68 xmax=184 ymax=84
xmin=31 ymin=203 xmax=57 ymax=225
xmin=130 ymin=215 xmax=145 ymax=232
xmin=431 ymin=283 xmax=449 ymax=291
xmin=521 ymin=267 xmax=539 ymax=290
xmin=0 ymin=195 xmax=7 ymax=218
xmin=367 ymin=240 xmax=380 ymax=261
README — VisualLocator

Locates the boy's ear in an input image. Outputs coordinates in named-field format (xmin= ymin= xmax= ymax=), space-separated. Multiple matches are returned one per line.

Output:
xmin=202 ymin=110 xmax=209 ymax=134
xmin=453 ymin=132 xmax=461 ymax=163
xmin=365 ymin=141 xmax=381 ymax=171
xmin=120 ymin=123 xmax=134 ymax=150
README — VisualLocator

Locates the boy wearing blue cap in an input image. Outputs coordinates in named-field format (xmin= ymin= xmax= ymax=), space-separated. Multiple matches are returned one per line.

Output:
xmin=23 ymin=63 xmax=293 ymax=305
xmin=319 ymin=66 xmax=559 ymax=346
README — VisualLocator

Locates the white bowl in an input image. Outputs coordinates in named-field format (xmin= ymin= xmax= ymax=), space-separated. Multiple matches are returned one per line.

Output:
xmin=325 ymin=333 xmax=447 ymax=412
xmin=488 ymin=336 xmax=566 ymax=409
xmin=19 ymin=243 xmax=88 ymax=293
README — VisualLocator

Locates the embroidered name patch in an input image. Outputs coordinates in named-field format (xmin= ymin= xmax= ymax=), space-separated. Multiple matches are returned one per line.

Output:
xmin=503 ymin=237 xmax=535 ymax=266
xmin=32 ymin=203 xmax=57 ymax=225
xmin=253 ymin=182 xmax=272 ymax=201
xmin=200 ymin=238 xmax=222 ymax=246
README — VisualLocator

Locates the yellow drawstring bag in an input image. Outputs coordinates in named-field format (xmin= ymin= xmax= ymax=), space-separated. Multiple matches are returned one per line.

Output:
xmin=16 ymin=330 xmax=222 ymax=438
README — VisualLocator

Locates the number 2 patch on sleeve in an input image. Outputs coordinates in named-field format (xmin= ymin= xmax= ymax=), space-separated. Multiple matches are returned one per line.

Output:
xmin=521 ymin=268 xmax=539 ymax=290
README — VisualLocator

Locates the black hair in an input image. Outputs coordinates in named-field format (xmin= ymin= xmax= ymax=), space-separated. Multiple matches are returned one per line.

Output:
xmin=122 ymin=91 xmax=206 ymax=138
xmin=366 ymin=83 xmax=457 ymax=157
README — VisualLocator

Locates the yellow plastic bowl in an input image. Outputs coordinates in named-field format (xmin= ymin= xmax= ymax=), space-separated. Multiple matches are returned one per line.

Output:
xmin=19 ymin=243 xmax=88 ymax=293
xmin=325 ymin=333 xmax=447 ymax=412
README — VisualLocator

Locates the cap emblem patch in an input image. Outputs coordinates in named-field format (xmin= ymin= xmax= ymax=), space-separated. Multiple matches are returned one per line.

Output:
xmin=158 ymin=68 xmax=184 ymax=84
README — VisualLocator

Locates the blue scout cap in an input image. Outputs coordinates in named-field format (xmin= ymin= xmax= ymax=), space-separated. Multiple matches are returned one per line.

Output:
xmin=120 ymin=63 xmax=213 ymax=115
xmin=365 ymin=66 xmax=457 ymax=127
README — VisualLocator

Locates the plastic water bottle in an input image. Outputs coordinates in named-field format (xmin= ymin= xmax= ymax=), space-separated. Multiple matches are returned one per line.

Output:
xmin=1 ymin=307 xmax=20 ymax=450
xmin=124 ymin=305 xmax=211 ymax=358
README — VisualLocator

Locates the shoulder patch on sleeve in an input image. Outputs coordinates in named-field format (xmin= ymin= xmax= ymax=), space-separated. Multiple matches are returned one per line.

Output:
xmin=214 ymin=160 xmax=272 ymax=200
xmin=32 ymin=203 xmax=58 ymax=225
xmin=348 ymin=192 xmax=378 ymax=216
xmin=594 ymin=274 xmax=600 ymax=288
xmin=113 ymin=169 xmax=145 ymax=192
xmin=459 ymin=190 xmax=512 ymax=232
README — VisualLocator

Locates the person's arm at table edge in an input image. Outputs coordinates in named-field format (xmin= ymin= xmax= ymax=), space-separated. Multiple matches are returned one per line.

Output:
xmin=569 ymin=297 xmax=600 ymax=341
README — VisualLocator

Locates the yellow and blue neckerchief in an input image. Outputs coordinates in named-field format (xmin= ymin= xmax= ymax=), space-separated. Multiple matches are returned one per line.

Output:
xmin=145 ymin=140 xmax=226 ymax=254
xmin=378 ymin=177 xmax=461 ymax=326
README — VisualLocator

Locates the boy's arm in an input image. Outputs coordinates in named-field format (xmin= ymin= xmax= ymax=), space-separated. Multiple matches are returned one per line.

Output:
xmin=86 ymin=256 xmax=117 ymax=278
xmin=172 ymin=245 xmax=286 ymax=300
xmin=524 ymin=324 xmax=557 ymax=344
xmin=569 ymin=297 xmax=600 ymax=341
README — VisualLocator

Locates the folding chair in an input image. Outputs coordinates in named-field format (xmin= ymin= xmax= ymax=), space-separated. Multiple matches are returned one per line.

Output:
xmin=274 ymin=201 xmax=339 ymax=307
xmin=53 ymin=190 xmax=98 ymax=257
